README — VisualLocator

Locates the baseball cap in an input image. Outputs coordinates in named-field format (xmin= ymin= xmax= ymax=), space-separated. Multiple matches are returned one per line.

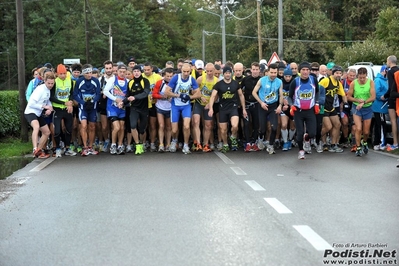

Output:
xmin=327 ymin=62 xmax=335 ymax=70
xmin=380 ymin=65 xmax=388 ymax=72
xmin=127 ymin=56 xmax=136 ymax=63
xmin=283 ymin=68 xmax=293 ymax=76
xmin=259 ymin=59 xmax=267 ymax=65
xmin=195 ymin=60 xmax=204 ymax=70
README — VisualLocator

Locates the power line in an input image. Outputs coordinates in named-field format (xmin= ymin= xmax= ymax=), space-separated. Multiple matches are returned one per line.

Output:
xmin=86 ymin=0 xmax=110 ymax=36
xmin=205 ymin=31 xmax=365 ymax=43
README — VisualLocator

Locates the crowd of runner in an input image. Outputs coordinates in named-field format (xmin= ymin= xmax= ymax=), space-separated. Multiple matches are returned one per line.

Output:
xmin=23 ymin=55 xmax=399 ymax=161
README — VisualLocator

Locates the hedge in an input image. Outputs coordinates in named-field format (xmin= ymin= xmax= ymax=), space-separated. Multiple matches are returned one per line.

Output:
xmin=0 ymin=91 xmax=21 ymax=137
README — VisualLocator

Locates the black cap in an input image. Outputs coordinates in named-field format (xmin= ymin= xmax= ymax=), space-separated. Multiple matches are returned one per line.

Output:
xmin=223 ymin=66 xmax=232 ymax=74
xmin=298 ymin=62 xmax=311 ymax=71
xmin=127 ymin=56 xmax=136 ymax=63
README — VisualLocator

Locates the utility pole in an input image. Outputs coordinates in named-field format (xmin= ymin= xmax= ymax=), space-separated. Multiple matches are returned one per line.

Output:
xmin=278 ymin=0 xmax=283 ymax=59
xmin=109 ymin=24 xmax=112 ymax=61
xmin=221 ymin=1 xmax=226 ymax=64
xmin=16 ymin=0 xmax=28 ymax=142
xmin=257 ymin=0 xmax=262 ymax=61
xmin=84 ymin=0 xmax=89 ymax=63
xmin=202 ymin=30 xmax=205 ymax=62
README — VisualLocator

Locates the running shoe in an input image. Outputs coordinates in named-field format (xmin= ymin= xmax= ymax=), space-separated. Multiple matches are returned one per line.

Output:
xmin=316 ymin=144 xmax=323 ymax=153
xmin=178 ymin=142 xmax=183 ymax=150
xmin=209 ymin=143 xmax=215 ymax=151
xmin=126 ymin=145 xmax=133 ymax=153
xmin=116 ymin=145 xmax=124 ymax=155
xmin=251 ymin=143 xmax=261 ymax=152
xmin=323 ymin=144 xmax=329 ymax=151
xmin=196 ymin=143 xmax=203 ymax=152
xmin=33 ymin=148 xmax=42 ymax=158
xmin=90 ymin=147 xmax=99 ymax=155
xmin=158 ymin=144 xmax=165 ymax=153
xmin=110 ymin=144 xmax=117 ymax=155
xmin=150 ymin=143 xmax=157 ymax=152
xmin=267 ymin=145 xmax=275 ymax=154
xmin=55 ymin=148 xmax=62 ymax=158
xmin=387 ymin=144 xmax=398 ymax=151
xmin=169 ymin=140 xmax=177 ymax=153
xmin=77 ymin=146 xmax=83 ymax=154
xmin=274 ymin=139 xmax=281 ymax=150
xmin=135 ymin=144 xmax=144 ymax=155
xmin=221 ymin=144 xmax=229 ymax=153
xmin=304 ymin=141 xmax=312 ymax=154
xmin=351 ymin=145 xmax=357 ymax=152
xmin=203 ymin=144 xmax=212 ymax=153
xmin=379 ymin=144 xmax=386 ymax=150
xmin=256 ymin=139 xmax=265 ymax=150
xmin=81 ymin=148 xmax=89 ymax=156
xmin=287 ymin=141 xmax=292 ymax=150
xmin=230 ymin=136 xmax=238 ymax=151
xmin=362 ymin=141 xmax=369 ymax=155
xmin=165 ymin=145 xmax=170 ymax=152
xmin=356 ymin=146 xmax=363 ymax=157
xmin=282 ymin=142 xmax=289 ymax=151
xmin=37 ymin=152 xmax=50 ymax=159
xmin=373 ymin=145 xmax=380 ymax=151
xmin=298 ymin=150 xmax=305 ymax=159
xmin=217 ymin=142 xmax=223 ymax=151
xmin=69 ymin=144 xmax=75 ymax=152
xmin=244 ymin=143 xmax=252 ymax=152
xmin=182 ymin=144 xmax=191 ymax=154
xmin=64 ymin=148 xmax=77 ymax=156
xmin=103 ymin=140 xmax=110 ymax=152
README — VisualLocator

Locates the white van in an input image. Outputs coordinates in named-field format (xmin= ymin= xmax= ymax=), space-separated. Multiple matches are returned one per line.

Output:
xmin=348 ymin=62 xmax=383 ymax=80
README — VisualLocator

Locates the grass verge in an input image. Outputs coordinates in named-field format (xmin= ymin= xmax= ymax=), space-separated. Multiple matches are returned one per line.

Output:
xmin=0 ymin=137 xmax=32 ymax=158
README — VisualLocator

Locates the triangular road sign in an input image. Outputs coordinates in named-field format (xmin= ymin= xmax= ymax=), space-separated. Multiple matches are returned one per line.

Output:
xmin=267 ymin=52 xmax=280 ymax=65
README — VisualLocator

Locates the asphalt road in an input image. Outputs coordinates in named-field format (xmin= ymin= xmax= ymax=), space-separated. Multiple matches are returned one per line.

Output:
xmin=0 ymin=148 xmax=398 ymax=266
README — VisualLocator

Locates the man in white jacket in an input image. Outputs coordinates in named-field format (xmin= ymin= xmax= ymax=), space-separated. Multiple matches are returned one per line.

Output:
xmin=24 ymin=73 xmax=55 ymax=158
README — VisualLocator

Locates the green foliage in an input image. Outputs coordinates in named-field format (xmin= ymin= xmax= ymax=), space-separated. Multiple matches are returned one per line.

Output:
xmin=0 ymin=137 xmax=33 ymax=158
xmin=375 ymin=7 xmax=399 ymax=51
xmin=0 ymin=91 xmax=21 ymax=137
xmin=333 ymin=38 xmax=396 ymax=67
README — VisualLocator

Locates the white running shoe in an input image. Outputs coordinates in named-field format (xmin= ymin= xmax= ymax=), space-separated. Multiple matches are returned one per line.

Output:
xmin=169 ymin=140 xmax=177 ymax=153
xmin=55 ymin=148 xmax=62 ymax=158
xmin=182 ymin=145 xmax=191 ymax=154
xmin=298 ymin=150 xmax=305 ymax=159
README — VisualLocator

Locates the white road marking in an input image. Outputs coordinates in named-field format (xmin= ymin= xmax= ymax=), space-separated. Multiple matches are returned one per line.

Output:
xmin=293 ymin=225 xmax=333 ymax=251
xmin=264 ymin=198 xmax=292 ymax=214
xmin=277 ymin=174 xmax=284 ymax=177
xmin=29 ymin=157 xmax=56 ymax=172
xmin=14 ymin=176 xmax=32 ymax=185
xmin=230 ymin=167 xmax=247 ymax=175
xmin=214 ymin=151 xmax=234 ymax=164
xmin=244 ymin=180 xmax=265 ymax=191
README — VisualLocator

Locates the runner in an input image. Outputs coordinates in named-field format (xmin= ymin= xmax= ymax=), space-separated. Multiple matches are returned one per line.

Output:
xmin=124 ymin=65 xmax=151 ymax=155
xmin=50 ymin=64 xmax=77 ymax=157
xmin=252 ymin=63 xmax=283 ymax=155
xmin=192 ymin=63 xmax=219 ymax=152
xmin=72 ymin=64 xmax=101 ymax=156
xmin=288 ymin=62 xmax=320 ymax=159
xmin=346 ymin=67 xmax=376 ymax=156
xmin=103 ymin=64 xmax=128 ymax=155
xmin=208 ymin=66 xmax=247 ymax=153
xmin=24 ymin=73 xmax=55 ymax=159
xmin=164 ymin=63 xmax=200 ymax=154
xmin=152 ymin=67 xmax=174 ymax=152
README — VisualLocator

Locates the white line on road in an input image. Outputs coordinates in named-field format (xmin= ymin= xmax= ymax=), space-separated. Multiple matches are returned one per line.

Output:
xmin=293 ymin=225 xmax=333 ymax=251
xmin=29 ymin=157 xmax=56 ymax=172
xmin=230 ymin=167 xmax=247 ymax=175
xmin=214 ymin=151 xmax=235 ymax=164
xmin=264 ymin=198 xmax=292 ymax=213
xmin=244 ymin=180 xmax=265 ymax=191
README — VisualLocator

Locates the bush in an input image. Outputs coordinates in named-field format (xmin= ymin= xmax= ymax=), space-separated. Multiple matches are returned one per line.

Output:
xmin=0 ymin=91 xmax=21 ymax=137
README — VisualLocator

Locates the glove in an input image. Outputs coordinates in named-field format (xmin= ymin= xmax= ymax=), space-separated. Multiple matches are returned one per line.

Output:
xmin=314 ymin=104 xmax=320 ymax=114
xmin=84 ymin=101 xmax=94 ymax=111
xmin=290 ymin=105 xmax=297 ymax=117
xmin=179 ymin=93 xmax=190 ymax=103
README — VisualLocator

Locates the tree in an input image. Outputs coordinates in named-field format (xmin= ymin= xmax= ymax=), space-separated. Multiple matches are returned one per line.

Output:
xmin=375 ymin=6 xmax=399 ymax=51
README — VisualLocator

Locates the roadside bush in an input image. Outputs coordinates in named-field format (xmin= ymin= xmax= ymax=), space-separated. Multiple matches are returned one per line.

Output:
xmin=0 ymin=91 xmax=21 ymax=137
